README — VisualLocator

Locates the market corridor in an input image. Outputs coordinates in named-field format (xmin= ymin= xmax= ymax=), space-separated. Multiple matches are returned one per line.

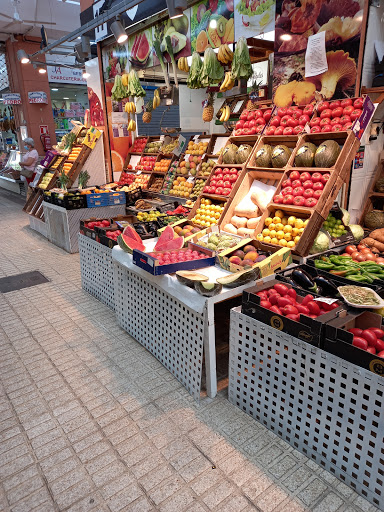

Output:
xmin=0 ymin=189 xmax=378 ymax=512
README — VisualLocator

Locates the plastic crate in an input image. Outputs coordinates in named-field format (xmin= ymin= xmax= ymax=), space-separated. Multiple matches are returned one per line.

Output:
xmin=108 ymin=191 xmax=126 ymax=206
xmin=86 ymin=193 xmax=110 ymax=208
xmin=55 ymin=194 xmax=87 ymax=210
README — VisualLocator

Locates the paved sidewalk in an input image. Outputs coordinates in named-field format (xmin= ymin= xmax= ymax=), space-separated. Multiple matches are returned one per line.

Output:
xmin=0 ymin=190 xmax=379 ymax=512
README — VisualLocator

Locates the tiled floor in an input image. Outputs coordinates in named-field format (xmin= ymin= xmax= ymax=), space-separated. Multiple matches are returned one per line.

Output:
xmin=0 ymin=189 xmax=380 ymax=512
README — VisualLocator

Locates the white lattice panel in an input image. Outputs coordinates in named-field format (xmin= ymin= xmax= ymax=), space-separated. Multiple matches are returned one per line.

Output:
xmin=79 ymin=234 xmax=115 ymax=310
xmin=228 ymin=307 xmax=384 ymax=511
xmin=114 ymin=261 xmax=205 ymax=400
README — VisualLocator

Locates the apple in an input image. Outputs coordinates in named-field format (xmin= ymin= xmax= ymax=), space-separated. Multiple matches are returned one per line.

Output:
xmin=283 ymin=126 xmax=294 ymax=135
xmin=304 ymin=197 xmax=318 ymax=207
xmin=293 ymin=196 xmax=305 ymax=206
xmin=354 ymin=98 xmax=364 ymax=109
xmin=282 ymin=194 xmax=294 ymax=205
xmin=303 ymin=188 xmax=314 ymax=198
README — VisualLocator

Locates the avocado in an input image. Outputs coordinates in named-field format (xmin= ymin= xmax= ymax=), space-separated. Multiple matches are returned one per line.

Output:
xmin=171 ymin=15 xmax=189 ymax=36
xmin=161 ymin=29 xmax=187 ymax=54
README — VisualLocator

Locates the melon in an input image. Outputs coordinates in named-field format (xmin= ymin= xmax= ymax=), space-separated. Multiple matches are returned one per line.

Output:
xmin=155 ymin=237 xmax=184 ymax=252
xmin=254 ymin=145 xmax=272 ymax=167
xmin=123 ymin=225 xmax=142 ymax=244
xmin=235 ymin=144 xmax=252 ymax=164
xmin=271 ymin=145 xmax=291 ymax=168
xmin=135 ymin=33 xmax=150 ymax=63
xmin=154 ymin=226 xmax=174 ymax=250
xmin=294 ymin=142 xmax=317 ymax=167
xmin=117 ymin=233 xmax=145 ymax=254
xmin=222 ymin=144 xmax=238 ymax=164
xmin=194 ymin=281 xmax=222 ymax=297
xmin=314 ymin=140 xmax=341 ymax=168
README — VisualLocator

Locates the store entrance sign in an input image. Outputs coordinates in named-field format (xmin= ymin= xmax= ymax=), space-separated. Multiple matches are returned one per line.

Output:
xmin=28 ymin=92 xmax=48 ymax=104
xmin=2 ymin=93 xmax=21 ymax=105
xmin=47 ymin=66 xmax=86 ymax=84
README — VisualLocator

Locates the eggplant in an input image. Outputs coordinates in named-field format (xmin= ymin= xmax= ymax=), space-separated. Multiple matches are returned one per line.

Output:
xmin=291 ymin=269 xmax=318 ymax=292
xmin=313 ymin=276 xmax=339 ymax=298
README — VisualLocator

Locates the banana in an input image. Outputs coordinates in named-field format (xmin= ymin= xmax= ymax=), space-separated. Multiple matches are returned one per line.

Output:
xmin=128 ymin=119 xmax=132 ymax=131
xmin=183 ymin=57 xmax=189 ymax=72
xmin=131 ymin=102 xmax=136 ymax=113
xmin=223 ymin=106 xmax=230 ymax=122
xmin=223 ymin=44 xmax=233 ymax=62
xmin=178 ymin=59 xmax=183 ymax=71
xmin=219 ymin=107 xmax=226 ymax=122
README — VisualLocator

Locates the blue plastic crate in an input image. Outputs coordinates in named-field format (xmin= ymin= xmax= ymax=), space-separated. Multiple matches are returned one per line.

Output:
xmin=108 ymin=191 xmax=126 ymax=206
xmin=86 ymin=193 xmax=110 ymax=208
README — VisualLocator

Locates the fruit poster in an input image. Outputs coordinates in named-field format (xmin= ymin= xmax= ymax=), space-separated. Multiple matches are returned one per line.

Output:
xmin=85 ymin=58 xmax=105 ymax=129
xmin=128 ymin=27 xmax=154 ymax=69
xmin=152 ymin=12 xmax=191 ymax=65
xmin=102 ymin=42 xmax=129 ymax=80
xmin=234 ymin=0 xmax=275 ymax=40
xmin=190 ymin=0 xmax=235 ymax=53
xmin=272 ymin=0 xmax=366 ymax=106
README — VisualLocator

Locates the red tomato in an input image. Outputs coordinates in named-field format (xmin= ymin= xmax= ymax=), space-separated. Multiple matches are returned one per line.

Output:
xmin=317 ymin=101 xmax=330 ymax=112
xmin=313 ymin=182 xmax=324 ymax=191
xmin=320 ymin=109 xmax=332 ymax=119
xmin=293 ymin=186 xmax=305 ymax=196
xmin=235 ymin=120 xmax=244 ymax=129
xmin=340 ymin=99 xmax=353 ymax=108
xmin=353 ymin=98 xmax=364 ymax=109
xmin=291 ymin=180 xmax=302 ymax=188
xmin=293 ymin=125 xmax=304 ymax=135
xmin=310 ymin=117 xmax=321 ymax=127
xmin=307 ymin=301 xmax=320 ymax=316
xmin=265 ymin=126 xmax=276 ymax=135
xmin=311 ymin=172 xmax=322 ymax=183
xmin=282 ymin=178 xmax=292 ymax=188
xmin=283 ymin=195 xmax=294 ymax=205
xmin=290 ymin=170 xmax=300 ymax=180
xmin=321 ymin=173 xmax=330 ymax=184
xmin=367 ymin=327 xmax=384 ymax=339
xmin=286 ymin=314 xmax=300 ymax=321
xmin=298 ymin=114 xmax=310 ymax=125
xmin=345 ymin=246 xmax=357 ymax=255
xmin=360 ymin=330 xmax=377 ymax=346
xmin=378 ymin=350 xmax=384 ymax=358
xmin=247 ymin=111 xmax=256 ymax=120
xmin=302 ymin=180 xmax=314 ymax=190
xmin=294 ymin=196 xmax=305 ymax=206
xmin=303 ymin=104 xmax=314 ymax=115
xmin=286 ymin=107 xmax=295 ymax=116
xmin=311 ymin=126 xmax=321 ymax=133
xmin=280 ymin=115 xmax=291 ymax=126
xmin=277 ymin=297 xmax=293 ymax=308
xmin=329 ymin=100 xmax=340 ymax=109
xmin=256 ymin=291 xmax=268 ymax=299
xmin=374 ymin=338 xmax=384 ymax=352
xmin=321 ymin=125 xmax=332 ymax=132
xmin=331 ymin=117 xmax=341 ymax=125
xmin=277 ymin=107 xmax=288 ymax=117
xmin=281 ymin=186 xmax=293 ymax=196
xmin=367 ymin=346 xmax=376 ymax=354
xmin=270 ymin=305 xmax=282 ymax=315
xmin=263 ymin=109 xmax=272 ymax=121
xmin=296 ymin=304 xmax=310 ymax=315
xmin=331 ymin=107 xmax=343 ymax=118
xmin=320 ymin=117 xmax=331 ymax=126
xmin=256 ymin=117 xmax=266 ymax=125
xmin=275 ymin=126 xmax=284 ymax=135
xmin=260 ymin=300 xmax=272 ymax=309
xmin=270 ymin=116 xmax=281 ymax=127
xmin=283 ymin=127 xmax=294 ymax=135
xmin=269 ymin=294 xmax=279 ymax=306
xmin=350 ymin=109 xmax=362 ymax=121
xmin=274 ymin=283 xmax=289 ymax=295
xmin=303 ymin=189 xmax=314 ymax=198
xmin=300 ymin=172 xmax=311 ymax=182
xmin=333 ymin=124 xmax=344 ymax=132
xmin=340 ymin=115 xmax=351 ymax=125
xmin=343 ymin=105 xmax=354 ymax=116
xmin=304 ymin=197 xmax=318 ymax=207
xmin=287 ymin=288 xmax=297 ymax=301
xmin=254 ymin=109 xmax=263 ymax=118
xmin=282 ymin=305 xmax=299 ymax=316
xmin=274 ymin=194 xmax=283 ymax=204
xmin=292 ymin=109 xmax=303 ymax=120
xmin=353 ymin=337 xmax=368 ymax=350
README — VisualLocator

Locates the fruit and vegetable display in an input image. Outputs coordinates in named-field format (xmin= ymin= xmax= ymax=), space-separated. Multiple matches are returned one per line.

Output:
xmin=273 ymin=169 xmax=329 ymax=207
xmin=67 ymin=146 xmax=82 ymax=162
xmin=136 ymin=156 xmax=156 ymax=171
xmin=225 ymin=244 xmax=268 ymax=267
xmin=161 ymin=163 xmax=177 ymax=194
xmin=203 ymin=167 xmax=240 ymax=196
xmin=50 ymin=157 xmax=64 ymax=170
xmin=235 ymin=108 xmax=272 ymax=136
xmin=254 ymin=144 xmax=292 ymax=168
xmin=186 ymin=140 xmax=209 ymax=155
xmin=362 ymin=229 xmax=384 ymax=252
xmin=309 ymin=98 xmax=364 ymax=133
xmin=190 ymin=198 xmax=227 ymax=227
xmin=158 ymin=215 xmax=186 ymax=226
xmin=364 ymin=210 xmax=384 ymax=231
xmin=255 ymin=283 xmax=339 ymax=321
xmin=39 ymin=172 xmax=55 ymax=189
xmin=62 ymin=161 xmax=73 ymax=175
xmin=144 ymin=140 xmax=162 ymax=154
xmin=191 ymin=179 xmax=206 ymax=197
xmin=256 ymin=210 xmax=308 ymax=248
xmin=164 ymin=205 xmax=189 ymax=216
xmin=322 ymin=213 xmax=347 ymax=238
xmin=104 ymin=229 xmax=123 ymax=242
xmin=83 ymin=219 xmax=111 ymax=230
xmin=197 ymin=232 xmax=239 ymax=252
xmin=173 ymin=223 xmax=202 ymax=237
xmin=265 ymin=105 xmax=314 ymax=136
xmin=222 ymin=143 xmax=253 ymax=165
xmin=177 ymin=155 xmax=202 ymax=175
xmin=148 ymin=176 xmax=164 ymax=192
xmin=154 ymin=159 xmax=172 ymax=172
xmin=185 ymin=199 xmax=195 ymax=208
xmin=346 ymin=326 xmax=384 ymax=358
xmin=117 ymin=183 xmax=140 ymax=192
xmin=338 ymin=285 xmax=383 ymax=308
xmin=169 ymin=177 xmax=194 ymax=197
xmin=117 ymin=173 xmax=136 ymax=186
xmin=314 ymin=254 xmax=384 ymax=284
xmin=136 ymin=210 xmax=165 ymax=222
xmin=131 ymin=137 xmax=147 ymax=152
xmin=132 ymin=174 xmax=150 ymax=189
xmin=160 ymin=139 xmax=179 ymax=154
xmin=199 ymin=159 xmax=215 ymax=177
xmin=147 ymin=248 xmax=210 ymax=265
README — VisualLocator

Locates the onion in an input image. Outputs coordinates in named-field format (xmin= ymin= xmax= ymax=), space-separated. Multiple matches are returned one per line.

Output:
xmin=351 ymin=251 xmax=360 ymax=260
xmin=345 ymin=245 xmax=357 ymax=254
xmin=355 ymin=254 xmax=366 ymax=262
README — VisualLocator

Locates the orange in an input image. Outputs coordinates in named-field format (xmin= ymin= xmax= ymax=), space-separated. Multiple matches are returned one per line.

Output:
xmin=111 ymin=150 xmax=125 ymax=173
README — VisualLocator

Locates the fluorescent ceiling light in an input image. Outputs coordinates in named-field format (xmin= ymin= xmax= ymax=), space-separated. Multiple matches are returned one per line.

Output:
xmin=63 ymin=97 xmax=69 ymax=99
xmin=51 ymin=88 xmax=58 ymax=91
xmin=38 ymin=67 xmax=47 ymax=74
xmin=58 ymin=0 xmax=80 ymax=4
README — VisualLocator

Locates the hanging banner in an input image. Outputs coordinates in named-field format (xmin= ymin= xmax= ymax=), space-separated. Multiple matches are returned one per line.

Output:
xmin=273 ymin=0 xmax=365 ymax=106
xmin=234 ymin=0 xmax=275 ymax=40
xmin=85 ymin=58 xmax=105 ymax=128
xmin=102 ymin=41 xmax=129 ymax=80
xmin=190 ymin=0 xmax=234 ymax=52
xmin=2 ymin=93 xmax=21 ymax=105
xmin=28 ymin=91 xmax=48 ymax=104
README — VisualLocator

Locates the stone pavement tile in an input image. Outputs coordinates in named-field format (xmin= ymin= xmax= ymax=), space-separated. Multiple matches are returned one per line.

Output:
xmin=269 ymin=454 xmax=298 ymax=480
xmin=2 ymin=464 xmax=40 ymax=492
xmin=66 ymin=492 xmax=107 ymax=512
xmin=147 ymin=475 xmax=185 ymax=506
xmin=253 ymin=485 xmax=289 ymax=512
xmin=0 ymin=453 xmax=35 ymax=479
xmin=115 ymin=432 xmax=147 ymax=456
xmin=91 ymin=460 xmax=126 ymax=487
xmin=0 ymin=433 xmax=25 ymax=455
xmin=101 ymin=416 xmax=134 ymax=437
xmin=169 ymin=446 xmax=202 ymax=471
xmin=122 ymin=495 xmax=154 ymax=512
xmin=274 ymin=497 xmax=308 ymax=512
xmin=201 ymin=481 xmax=237 ymax=510
xmin=73 ymin=431 xmax=104 ymax=453
xmin=228 ymin=461 xmax=264 ymax=487
xmin=9 ymin=486 xmax=53 ymax=512
xmin=352 ymin=496 xmax=379 ymax=512
xmin=44 ymin=456 xmax=80 ymax=483
xmin=100 ymin=473 xmax=135 ymax=500
xmin=215 ymin=494 xmax=251 ymax=512
xmin=30 ymin=426 xmax=63 ymax=449
xmin=241 ymin=473 xmax=274 ymax=503
xmin=106 ymin=484 xmax=143 ymax=512
xmin=5 ymin=474 xmax=45 ymax=505
xmin=296 ymin=478 xmax=328 ymax=507
xmin=85 ymin=450 xmax=117 ymax=475
xmin=33 ymin=435 xmax=69 ymax=460
xmin=120 ymin=441 xmax=155 ymax=468
xmin=189 ymin=468 xmax=224 ymax=496
xmin=139 ymin=464 xmax=176 ymax=493
xmin=178 ymin=455 xmax=214 ymax=483
xmin=130 ymin=452 xmax=165 ymax=480
xmin=312 ymin=491 xmax=345 ymax=512
xmin=185 ymin=503 xmax=209 ymax=512
xmin=25 ymin=418 xmax=57 ymax=440
xmin=282 ymin=466 xmax=315 ymax=493
xmin=54 ymin=479 xmax=96 ymax=510
xmin=159 ymin=488 xmax=197 ymax=512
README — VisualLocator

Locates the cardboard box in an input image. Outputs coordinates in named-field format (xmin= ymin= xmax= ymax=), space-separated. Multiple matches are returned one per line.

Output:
xmin=132 ymin=243 xmax=216 ymax=276
xmin=242 ymin=279 xmax=346 ymax=346
xmin=323 ymin=311 xmax=384 ymax=377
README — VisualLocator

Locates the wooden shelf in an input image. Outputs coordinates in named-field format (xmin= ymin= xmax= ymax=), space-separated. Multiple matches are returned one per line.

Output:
xmin=361 ymin=86 xmax=384 ymax=104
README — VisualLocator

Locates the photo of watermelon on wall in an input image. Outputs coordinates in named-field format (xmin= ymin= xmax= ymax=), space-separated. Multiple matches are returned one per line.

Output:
xmin=128 ymin=27 xmax=154 ymax=69
xmin=191 ymin=0 xmax=234 ymax=53
xmin=152 ymin=12 xmax=191 ymax=65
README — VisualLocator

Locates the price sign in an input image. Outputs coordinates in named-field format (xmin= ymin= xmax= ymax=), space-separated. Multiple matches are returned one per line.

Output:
xmin=187 ymin=176 xmax=194 ymax=183
xmin=2 ymin=93 xmax=21 ymax=105
xmin=136 ymin=170 xmax=142 ymax=175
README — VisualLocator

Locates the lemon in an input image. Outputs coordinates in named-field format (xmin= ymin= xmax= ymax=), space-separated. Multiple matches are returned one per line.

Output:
xmin=264 ymin=236 xmax=272 ymax=243
xmin=281 ymin=217 xmax=288 ymax=225
xmin=279 ymin=239 xmax=288 ymax=247
xmin=273 ymin=216 xmax=281 ymax=224
xmin=284 ymin=232 xmax=292 ymax=241
xmin=256 ymin=233 xmax=264 ymax=241
xmin=275 ymin=210 xmax=284 ymax=219
xmin=295 ymin=219 xmax=304 ymax=229
xmin=276 ymin=230 xmax=284 ymax=240
xmin=275 ymin=223 xmax=284 ymax=231
xmin=292 ymin=227 xmax=299 ymax=236
xmin=288 ymin=216 xmax=296 ymax=226
xmin=265 ymin=217 xmax=273 ymax=226
xmin=284 ymin=225 xmax=292 ymax=233
xmin=287 ymin=241 xmax=295 ymax=248
xmin=298 ymin=227 xmax=304 ymax=234
xmin=270 ymin=237 xmax=279 ymax=245
xmin=303 ymin=219 xmax=309 ymax=226
xmin=269 ymin=230 xmax=277 ymax=238
xmin=269 ymin=223 xmax=276 ymax=231
xmin=262 ymin=228 xmax=270 ymax=236
xmin=294 ymin=236 xmax=301 ymax=244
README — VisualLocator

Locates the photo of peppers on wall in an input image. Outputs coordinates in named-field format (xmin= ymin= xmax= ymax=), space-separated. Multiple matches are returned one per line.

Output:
xmin=191 ymin=0 xmax=234 ymax=53
xmin=272 ymin=0 xmax=365 ymax=107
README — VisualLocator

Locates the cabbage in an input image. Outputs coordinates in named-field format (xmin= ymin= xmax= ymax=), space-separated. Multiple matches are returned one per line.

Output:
xmin=200 ymin=48 xmax=224 ymax=87
xmin=309 ymin=231 xmax=330 ymax=255
xmin=349 ymin=224 xmax=364 ymax=242
xmin=230 ymin=36 xmax=253 ymax=81
xmin=340 ymin=208 xmax=350 ymax=225
xmin=187 ymin=52 xmax=203 ymax=89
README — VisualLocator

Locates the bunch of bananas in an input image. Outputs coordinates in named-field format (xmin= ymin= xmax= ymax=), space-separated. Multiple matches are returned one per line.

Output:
xmin=128 ymin=119 xmax=136 ymax=132
xmin=219 ymin=105 xmax=231 ymax=122
xmin=220 ymin=72 xmax=235 ymax=92
xmin=152 ymin=89 xmax=161 ymax=110
xmin=217 ymin=44 xmax=233 ymax=65
xmin=124 ymin=101 xmax=136 ymax=113
xmin=177 ymin=57 xmax=189 ymax=72
xmin=121 ymin=73 xmax=129 ymax=87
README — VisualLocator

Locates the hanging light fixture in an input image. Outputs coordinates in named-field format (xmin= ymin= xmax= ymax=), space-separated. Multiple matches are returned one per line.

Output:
xmin=110 ymin=18 xmax=127 ymax=44
xmin=17 ymin=49 xmax=30 ymax=64
xmin=38 ymin=65 xmax=47 ymax=74
xmin=82 ymin=68 xmax=90 ymax=79
xmin=166 ymin=0 xmax=187 ymax=19
xmin=81 ymin=35 xmax=91 ymax=57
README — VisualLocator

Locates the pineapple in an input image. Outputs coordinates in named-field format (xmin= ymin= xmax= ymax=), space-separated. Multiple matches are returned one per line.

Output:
xmin=202 ymin=92 xmax=215 ymax=122
xmin=142 ymin=101 xmax=153 ymax=124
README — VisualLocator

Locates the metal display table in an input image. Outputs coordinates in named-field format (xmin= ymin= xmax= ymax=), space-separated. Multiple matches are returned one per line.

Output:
xmin=43 ymin=203 xmax=126 ymax=253
xmin=112 ymin=246 xmax=258 ymax=400
xmin=228 ymin=306 xmax=384 ymax=511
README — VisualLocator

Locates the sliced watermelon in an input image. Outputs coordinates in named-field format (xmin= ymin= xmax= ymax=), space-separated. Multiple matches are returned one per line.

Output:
xmin=123 ymin=224 xmax=142 ymax=244
xmin=117 ymin=233 xmax=145 ymax=254
xmin=154 ymin=226 xmax=174 ymax=251
xmin=155 ymin=237 xmax=184 ymax=252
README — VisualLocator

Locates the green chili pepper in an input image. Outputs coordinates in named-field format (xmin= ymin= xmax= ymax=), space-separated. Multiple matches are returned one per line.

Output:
xmin=329 ymin=266 xmax=357 ymax=276
xmin=314 ymin=260 xmax=334 ymax=270
xmin=347 ymin=274 xmax=371 ymax=283
xmin=344 ymin=269 xmax=360 ymax=276
xmin=320 ymin=256 xmax=331 ymax=263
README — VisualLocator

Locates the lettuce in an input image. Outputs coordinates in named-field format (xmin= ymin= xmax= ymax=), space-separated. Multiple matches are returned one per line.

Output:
xmin=187 ymin=52 xmax=203 ymax=89
xmin=200 ymin=47 xmax=224 ymax=87
xmin=231 ymin=37 xmax=253 ymax=81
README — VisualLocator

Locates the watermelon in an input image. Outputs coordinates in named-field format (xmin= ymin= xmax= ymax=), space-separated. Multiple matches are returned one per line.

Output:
xmin=155 ymin=237 xmax=184 ymax=252
xmin=154 ymin=226 xmax=174 ymax=251
xmin=123 ymin=224 xmax=142 ymax=244
xmin=117 ymin=233 xmax=145 ymax=254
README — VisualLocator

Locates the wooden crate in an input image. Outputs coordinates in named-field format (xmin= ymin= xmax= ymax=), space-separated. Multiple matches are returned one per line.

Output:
xmin=196 ymin=154 xmax=218 ymax=178
xmin=147 ymin=173 xmax=165 ymax=193
xmin=219 ymin=169 xmax=284 ymax=231
xmin=248 ymin=135 xmax=299 ymax=169
xmin=218 ymin=135 xmax=260 ymax=165
xmin=359 ymin=154 xmax=384 ymax=225
xmin=203 ymin=162 xmax=246 ymax=202
xmin=66 ymin=146 xmax=92 ymax=185
xmin=209 ymin=134 xmax=230 ymax=157
xmin=262 ymin=104 xmax=316 ymax=136
xmin=187 ymin=194 xmax=230 ymax=228
xmin=153 ymin=154 xmax=174 ymax=173
xmin=185 ymin=134 xmax=212 ymax=155
xmin=22 ymin=189 xmax=40 ymax=213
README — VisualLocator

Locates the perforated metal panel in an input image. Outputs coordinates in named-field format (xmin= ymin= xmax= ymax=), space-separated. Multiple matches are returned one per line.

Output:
xmin=228 ymin=307 xmax=384 ymax=511
xmin=114 ymin=260 xmax=205 ymax=400
xmin=79 ymin=234 xmax=115 ymax=310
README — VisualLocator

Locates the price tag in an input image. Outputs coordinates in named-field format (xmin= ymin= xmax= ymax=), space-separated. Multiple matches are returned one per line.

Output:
xmin=201 ymin=153 xmax=206 ymax=160
xmin=313 ymin=297 xmax=339 ymax=305
xmin=187 ymin=176 xmax=194 ymax=183
xmin=193 ymin=135 xmax=200 ymax=142
xmin=136 ymin=170 xmax=142 ymax=175
xmin=160 ymin=135 xmax=165 ymax=142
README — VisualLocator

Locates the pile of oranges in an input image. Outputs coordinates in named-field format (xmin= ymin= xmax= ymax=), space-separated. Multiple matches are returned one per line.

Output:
xmin=154 ymin=159 xmax=172 ymax=172
xmin=169 ymin=177 xmax=194 ymax=197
